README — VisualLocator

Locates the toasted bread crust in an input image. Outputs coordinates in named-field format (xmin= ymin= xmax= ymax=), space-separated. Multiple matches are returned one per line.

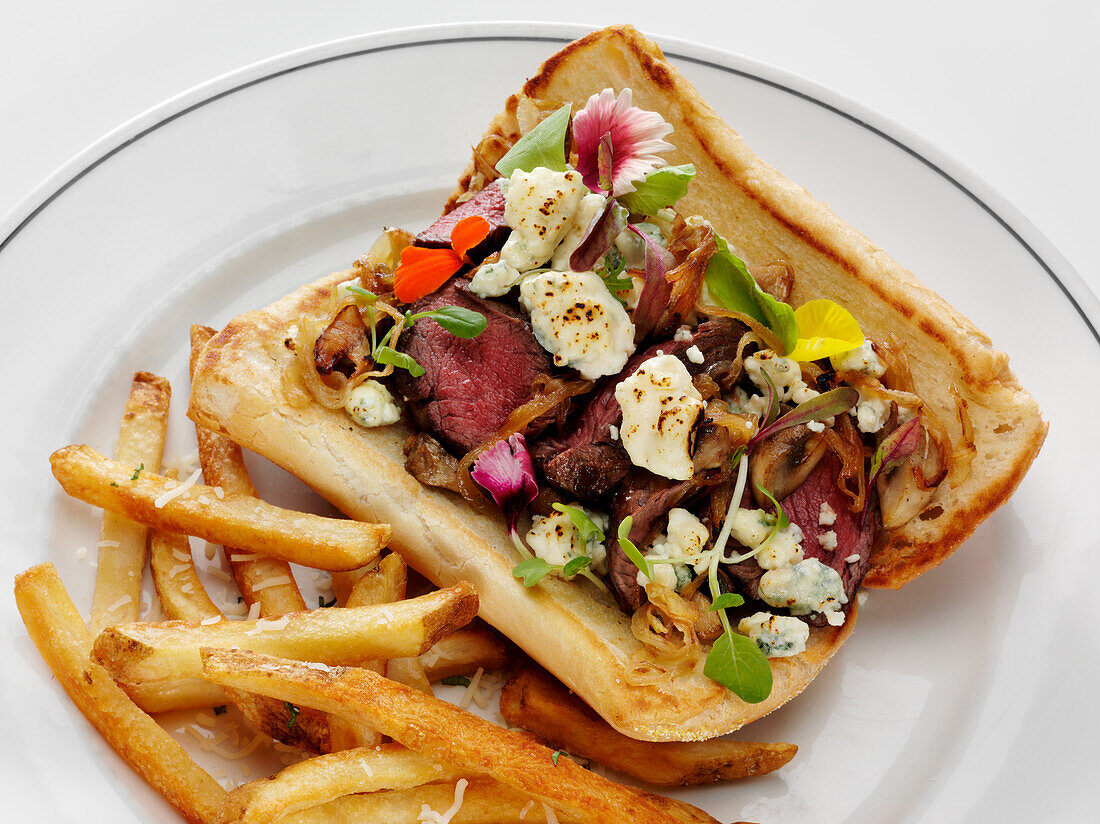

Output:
xmin=189 ymin=26 xmax=1043 ymax=739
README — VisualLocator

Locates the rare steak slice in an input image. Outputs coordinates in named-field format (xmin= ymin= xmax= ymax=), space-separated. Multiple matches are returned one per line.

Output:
xmin=606 ymin=470 xmax=697 ymax=612
xmin=533 ymin=318 xmax=745 ymax=501
xmin=414 ymin=180 xmax=509 ymax=255
xmin=781 ymin=453 xmax=877 ymax=604
xmin=396 ymin=279 xmax=552 ymax=454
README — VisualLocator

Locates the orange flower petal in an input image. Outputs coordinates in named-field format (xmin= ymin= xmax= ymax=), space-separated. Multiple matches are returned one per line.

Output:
xmin=450 ymin=215 xmax=491 ymax=262
xmin=393 ymin=246 xmax=463 ymax=303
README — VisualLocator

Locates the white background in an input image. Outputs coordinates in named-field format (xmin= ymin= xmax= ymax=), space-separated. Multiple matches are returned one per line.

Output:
xmin=3 ymin=1 xmax=1097 ymax=300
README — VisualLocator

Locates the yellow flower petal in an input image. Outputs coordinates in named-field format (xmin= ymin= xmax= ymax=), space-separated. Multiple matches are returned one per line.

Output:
xmin=787 ymin=299 xmax=863 ymax=362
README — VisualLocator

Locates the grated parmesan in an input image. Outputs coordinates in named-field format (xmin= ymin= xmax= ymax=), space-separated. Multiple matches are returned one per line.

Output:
xmin=106 ymin=595 xmax=132 ymax=612
xmin=206 ymin=567 xmax=232 ymax=583
xmin=200 ymin=616 xmax=221 ymax=625
xmin=154 ymin=468 xmax=202 ymax=509
xmin=97 ymin=540 xmax=120 ymax=549
xmin=230 ymin=553 xmax=264 ymax=563
xmin=417 ymin=778 xmax=468 ymax=824
xmin=542 ymin=804 xmax=560 ymax=824
xmin=213 ymin=486 xmax=225 ymax=500
xmin=75 ymin=547 xmax=87 ymax=560
xmin=519 ymin=800 xmax=534 ymax=820
xmin=251 ymin=576 xmax=292 ymax=591
xmin=172 ymin=548 xmax=191 ymax=563
xmin=246 ymin=602 xmax=262 ymax=620
xmin=204 ymin=542 xmax=218 ymax=560
xmin=245 ymin=615 xmax=291 ymax=636
xmin=457 ymin=667 xmax=485 ymax=709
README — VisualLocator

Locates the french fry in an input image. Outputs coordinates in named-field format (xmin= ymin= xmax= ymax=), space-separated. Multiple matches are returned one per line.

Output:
xmin=95 ymin=582 xmax=478 ymax=686
xmin=90 ymin=371 xmax=171 ymax=634
xmin=347 ymin=553 xmax=433 ymax=696
xmin=269 ymin=776 xmax=579 ymax=824
xmin=500 ymin=667 xmax=797 ymax=785
xmin=218 ymin=743 xmax=464 ymax=824
xmin=200 ymin=650 xmax=722 ymax=824
xmin=14 ymin=563 xmax=224 ymax=823
xmin=123 ymin=676 xmax=226 ymax=714
xmin=421 ymin=623 xmax=510 ymax=682
xmin=51 ymin=443 xmax=389 ymax=570
xmin=190 ymin=325 xmax=308 ymax=617
xmin=149 ymin=490 xmax=224 ymax=622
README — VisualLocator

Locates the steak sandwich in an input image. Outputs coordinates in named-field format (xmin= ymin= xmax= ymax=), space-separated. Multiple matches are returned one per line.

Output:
xmin=189 ymin=26 xmax=1046 ymax=741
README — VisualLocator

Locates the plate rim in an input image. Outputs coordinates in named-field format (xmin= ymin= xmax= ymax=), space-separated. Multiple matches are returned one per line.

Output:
xmin=1 ymin=20 xmax=1097 ymax=346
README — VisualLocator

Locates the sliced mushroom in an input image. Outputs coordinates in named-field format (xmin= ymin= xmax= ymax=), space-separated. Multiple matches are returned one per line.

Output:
xmin=314 ymin=304 xmax=371 ymax=378
xmin=877 ymin=426 xmax=946 ymax=529
xmin=692 ymin=420 xmax=733 ymax=473
xmin=750 ymin=423 xmax=828 ymax=506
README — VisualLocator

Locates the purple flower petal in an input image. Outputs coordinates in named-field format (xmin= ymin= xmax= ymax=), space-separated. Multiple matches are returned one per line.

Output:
xmin=470 ymin=433 xmax=538 ymax=535
xmin=573 ymin=88 xmax=673 ymax=196
xmin=630 ymin=223 xmax=674 ymax=342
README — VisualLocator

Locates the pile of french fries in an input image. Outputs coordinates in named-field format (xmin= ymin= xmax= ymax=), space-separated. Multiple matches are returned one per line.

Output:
xmin=14 ymin=325 xmax=794 ymax=823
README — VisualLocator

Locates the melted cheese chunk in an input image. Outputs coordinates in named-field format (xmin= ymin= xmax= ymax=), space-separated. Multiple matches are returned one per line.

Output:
xmin=345 ymin=380 xmax=401 ymax=428
xmin=500 ymin=167 xmax=586 ymax=271
xmin=637 ymin=508 xmax=710 ymax=588
xmin=728 ymin=509 xmax=804 ymax=570
xmin=549 ymin=192 xmax=607 ymax=270
xmin=615 ymin=355 xmax=705 ymax=480
xmin=758 ymin=558 xmax=848 ymax=625
xmin=738 ymin=612 xmax=810 ymax=658
xmin=468 ymin=260 xmax=523 ymax=298
xmin=525 ymin=507 xmax=608 ymax=574
xmin=831 ymin=340 xmax=887 ymax=378
xmin=519 ymin=270 xmax=635 ymax=379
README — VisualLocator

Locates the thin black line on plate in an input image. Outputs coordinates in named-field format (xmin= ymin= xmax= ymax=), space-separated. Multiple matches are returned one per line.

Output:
xmin=2 ymin=32 xmax=1095 ymax=347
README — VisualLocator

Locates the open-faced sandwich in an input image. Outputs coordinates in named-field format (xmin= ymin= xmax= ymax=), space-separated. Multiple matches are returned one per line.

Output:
xmin=189 ymin=25 xmax=1046 ymax=742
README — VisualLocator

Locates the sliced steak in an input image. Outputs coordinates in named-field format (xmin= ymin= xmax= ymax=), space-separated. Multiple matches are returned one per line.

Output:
xmin=415 ymin=180 xmax=509 ymax=257
xmin=396 ymin=279 xmax=552 ymax=454
xmin=607 ymin=469 xmax=697 ymax=612
xmin=533 ymin=318 xmax=745 ymax=501
xmin=781 ymin=453 xmax=877 ymax=604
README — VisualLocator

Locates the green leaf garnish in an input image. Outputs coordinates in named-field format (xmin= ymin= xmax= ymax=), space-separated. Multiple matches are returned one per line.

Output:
xmin=409 ymin=306 xmax=487 ymax=339
xmin=551 ymin=749 xmax=565 ymax=766
xmin=705 ymin=234 xmax=798 ymax=354
xmin=284 ymin=702 xmax=300 ymax=729
xmin=512 ymin=558 xmax=555 ymax=587
xmin=495 ymin=104 xmax=572 ymax=177
xmin=346 ymin=284 xmax=377 ymax=303
xmin=441 ymin=675 xmax=471 ymax=687
xmin=703 ymin=631 xmax=773 ymax=704
xmin=755 ymin=484 xmax=790 ymax=530
xmin=552 ymin=503 xmax=606 ymax=545
xmin=561 ymin=555 xmax=592 ymax=578
xmin=373 ymin=345 xmax=425 ymax=377
xmin=318 ymin=595 xmax=337 ymax=608
xmin=616 ymin=516 xmax=653 ymax=580
xmin=618 ymin=164 xmax=696 ymax=215
xmin=709 ymin=592 xmax=746 ymax=611
xmin=751 ymin=386 xmax=859 ymax=446
xmin=131 ymin=463 xmax=144 ymax=481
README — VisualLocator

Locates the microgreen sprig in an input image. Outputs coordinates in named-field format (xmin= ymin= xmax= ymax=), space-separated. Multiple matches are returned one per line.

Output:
xmin=367 ymin=304 xmax=487 ymax=377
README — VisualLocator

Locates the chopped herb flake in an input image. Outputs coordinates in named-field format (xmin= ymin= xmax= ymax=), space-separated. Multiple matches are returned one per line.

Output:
xmin=284 ymin=702 xmax=300 ymax=729
xmin=441 ymin=675 xmax=472 ymax=687
xmin=131 ymin=463 xmax=144 ymax=480
xmin=213 ymin=705 xmax=227 ymax=715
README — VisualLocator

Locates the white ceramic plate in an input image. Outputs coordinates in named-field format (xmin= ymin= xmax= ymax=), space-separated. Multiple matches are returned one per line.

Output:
xmin=2 ymin=23 xmax=1095 ymax=823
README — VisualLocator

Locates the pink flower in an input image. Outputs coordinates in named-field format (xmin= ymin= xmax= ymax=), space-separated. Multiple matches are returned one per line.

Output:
xmin=573 ymin=88 xmax=674 ymax=196
xmin=470 ymin=433 xmax=538 ymax=536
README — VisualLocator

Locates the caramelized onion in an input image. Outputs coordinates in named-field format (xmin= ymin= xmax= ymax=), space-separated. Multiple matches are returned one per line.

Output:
xmin=949 ymin=384 xmax=976 ymax=487
xmin=820 ymin=412 xmax=868 ymax=512
xmin=630 ymin=582 xmax=702 ymax=664
xmin=661 ymin=219 xmax=717 ymax=334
